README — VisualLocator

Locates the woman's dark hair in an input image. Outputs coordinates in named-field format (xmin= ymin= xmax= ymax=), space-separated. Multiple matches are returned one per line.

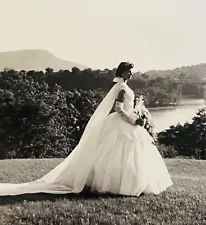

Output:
xmin=111 ymin=62 xmax=134 ymax=87
xmin=115 ymin=62 xmax=134 ymax=78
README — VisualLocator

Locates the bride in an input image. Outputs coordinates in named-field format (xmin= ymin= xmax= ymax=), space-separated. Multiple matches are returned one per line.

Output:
xmin=0 ymin=62 xmax=173 ymax=196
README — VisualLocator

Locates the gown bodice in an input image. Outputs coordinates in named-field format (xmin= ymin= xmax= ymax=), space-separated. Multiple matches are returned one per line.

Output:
xmin=119 ymin=82 xmax=135 ymax=115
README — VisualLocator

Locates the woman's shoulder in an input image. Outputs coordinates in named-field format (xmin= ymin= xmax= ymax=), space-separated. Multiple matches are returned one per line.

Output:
xmin=119 ymin=82 xmax=133 ymax=94
xmin=119 ymin=82 xmax=128 ymax=91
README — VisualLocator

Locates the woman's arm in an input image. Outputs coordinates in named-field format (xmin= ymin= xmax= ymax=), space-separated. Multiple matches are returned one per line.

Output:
xmin=115 ymin=90 xmax=136 ymax=125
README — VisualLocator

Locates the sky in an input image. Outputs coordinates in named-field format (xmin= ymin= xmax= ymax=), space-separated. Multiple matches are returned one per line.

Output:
xmin=0 ymin=0 xmax=206 ymax=72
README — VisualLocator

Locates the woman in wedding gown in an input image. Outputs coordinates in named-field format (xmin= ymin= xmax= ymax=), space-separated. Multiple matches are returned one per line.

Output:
xmin=0 ymin=62 xmax=172 ymax=196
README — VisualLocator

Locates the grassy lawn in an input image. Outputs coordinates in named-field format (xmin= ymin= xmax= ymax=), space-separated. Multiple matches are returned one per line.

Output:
xmin=0 ymin=158 xmax=205 ymax=225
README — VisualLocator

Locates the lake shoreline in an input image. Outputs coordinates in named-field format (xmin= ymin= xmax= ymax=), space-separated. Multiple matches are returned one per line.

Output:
xmin=149 ymin=98 xmax=206 ymax=111
xmin=149 ymin=98 xmax=206 ymax=132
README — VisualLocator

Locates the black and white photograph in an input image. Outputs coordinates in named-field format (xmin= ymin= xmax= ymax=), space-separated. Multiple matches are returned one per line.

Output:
xmin=0 ymin=0 xmax=205 ymax=224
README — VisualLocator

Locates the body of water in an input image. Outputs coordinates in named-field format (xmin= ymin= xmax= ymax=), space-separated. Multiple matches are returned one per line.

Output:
xmin=150 ymin=99 xmax=206 ymax=132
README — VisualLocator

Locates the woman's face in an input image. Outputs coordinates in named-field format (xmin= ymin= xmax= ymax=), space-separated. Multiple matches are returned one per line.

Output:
xmin=122 ymin=69 xmax=132 ymax=80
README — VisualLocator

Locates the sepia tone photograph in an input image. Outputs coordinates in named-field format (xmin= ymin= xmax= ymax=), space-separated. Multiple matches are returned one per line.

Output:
xmin=0 ymin=0 xmax=205 ymax=224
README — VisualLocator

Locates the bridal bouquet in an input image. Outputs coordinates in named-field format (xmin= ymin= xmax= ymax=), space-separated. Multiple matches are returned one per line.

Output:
xmin=134 ymin=95 xmax=157 ymax=142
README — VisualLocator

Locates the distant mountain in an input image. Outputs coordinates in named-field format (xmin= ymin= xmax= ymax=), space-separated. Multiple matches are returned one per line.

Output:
xmin=145 ymin=64 xmax=206 ymax=81
xmin=0 ymin=49 xmax=87 ymax=71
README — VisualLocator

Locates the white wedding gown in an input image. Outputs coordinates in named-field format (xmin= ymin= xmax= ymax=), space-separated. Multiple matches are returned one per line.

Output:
xmin=0 ymin=81 xmax=173 ymax=196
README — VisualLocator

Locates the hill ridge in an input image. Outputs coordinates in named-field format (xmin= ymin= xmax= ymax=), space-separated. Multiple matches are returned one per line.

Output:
xmin=145 ymin=63 xmax=206 ymax=80
xmin=0 ymin=49 xmax=87 ymax=71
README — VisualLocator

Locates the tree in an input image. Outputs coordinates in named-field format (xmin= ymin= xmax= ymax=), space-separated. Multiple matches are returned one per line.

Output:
xmin=0 ymin=69 xmax=104 ymax=159
xmin=158 ymin=108 xmax=206 ymax=159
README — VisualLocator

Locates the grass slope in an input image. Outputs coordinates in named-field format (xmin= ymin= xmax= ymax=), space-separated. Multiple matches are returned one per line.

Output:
xmin=0 ymin=158 xmax=205 ymax=225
